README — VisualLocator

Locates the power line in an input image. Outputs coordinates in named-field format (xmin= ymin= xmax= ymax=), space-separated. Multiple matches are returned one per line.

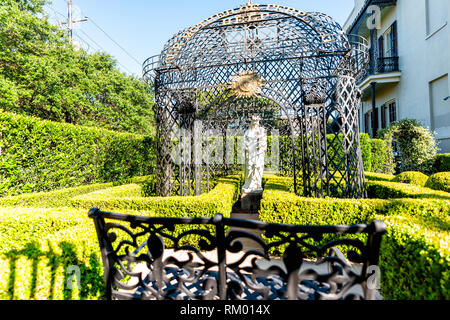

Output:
xmin=73 ymin=34 xmax=92 ymax=51
xmin=76 ymin=29 xmax=103 ymax=51
xmin=51 ymin=7 xmax=108 ymax=54
xmin=87 ymin=17 xmax=142 ymax=66
xmin=49 ymin=1 xmax=138 ymax=74
xmin=47 ymin=5 xmax=66 ymax=21
xmin=75 ymin=31 xmax=134 ymax=74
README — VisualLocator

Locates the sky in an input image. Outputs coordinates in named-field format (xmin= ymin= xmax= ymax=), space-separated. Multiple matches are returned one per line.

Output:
xmin=45 ymin=0 xmax=355 ymax=77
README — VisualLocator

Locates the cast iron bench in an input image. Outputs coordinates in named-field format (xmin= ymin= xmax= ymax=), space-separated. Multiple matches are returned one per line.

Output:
xmin=89 ymin=208 xmax=386 ymax=300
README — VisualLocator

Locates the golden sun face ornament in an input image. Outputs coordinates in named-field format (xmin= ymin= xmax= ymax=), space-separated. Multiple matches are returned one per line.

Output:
xmin=230 ymin=71 xmax=265 ymax=98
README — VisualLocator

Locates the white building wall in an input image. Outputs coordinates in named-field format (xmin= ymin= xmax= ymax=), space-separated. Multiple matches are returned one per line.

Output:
xmin=347 ymin=0 xmax=450 ymax=152
xmin=397 ymin=0 xmax=449 ymax=151
xmin=396 ymin=0 xmax=449 ymax=128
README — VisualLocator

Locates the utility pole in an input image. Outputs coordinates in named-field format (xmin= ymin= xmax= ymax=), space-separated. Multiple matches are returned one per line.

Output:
xmin=59 ymin=0 xmax=88 ymax=44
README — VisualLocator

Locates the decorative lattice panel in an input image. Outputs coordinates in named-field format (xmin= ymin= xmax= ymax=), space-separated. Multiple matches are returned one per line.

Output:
xmin=144 ymin=2 xmax=369 ymax=198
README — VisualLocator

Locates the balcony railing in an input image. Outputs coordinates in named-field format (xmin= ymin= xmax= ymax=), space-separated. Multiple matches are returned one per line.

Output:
xmin=376 ymin=56 xmax=399 ymax=73
xmin=357 ymin=56 xmax=400 ymax=83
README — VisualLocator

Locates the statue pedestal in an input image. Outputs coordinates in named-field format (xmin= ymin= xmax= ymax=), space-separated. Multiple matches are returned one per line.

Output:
xmin=240 ymin=189 xmax=263 ymax=211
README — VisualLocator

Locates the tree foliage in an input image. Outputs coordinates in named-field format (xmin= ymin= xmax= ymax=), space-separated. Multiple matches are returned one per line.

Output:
xmin=382 ymin=119 xmax=438 ymax=173
xmin=0 ymin=0 xmax=154 ymax=135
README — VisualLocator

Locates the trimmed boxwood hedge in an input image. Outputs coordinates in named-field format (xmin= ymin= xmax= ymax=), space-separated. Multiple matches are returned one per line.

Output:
xmin=366 ymin=180 xmax=450 ymax=200
xmin=260 ymin=176 xmax=450 ymax=300
xmin=364 ymin=172 xmax=395 ymax=182
xmin=1 ymin=173 xmax=447 ymax=300
xmin=392 ymin=171 xmax=429 ymax=187
xmin=0 ymin=111 xmax=155 ymax=197
xmin=0 ymin=182 xmax=113 ymax=208
xmin=72 ymin=174 xmax=242 ymax=249
xmin=0 ymin=207 xmax=104 ymax=300
xmin=0 ymin=176 xmax=152 ymax=208
xmin=261 ymin=178 xmax=449 ymax=225
xmin=70 ymin=175 xmax=241 ymax=218
xmin=425 ymin=172 xmax=450 ymax=193
xmin=276 ymin=133 xmax=390 ymax=175
xmin=0 ymin=175 xmax=242 ymax=300
xmin=378 ymin=215 xmax=449 ymax=300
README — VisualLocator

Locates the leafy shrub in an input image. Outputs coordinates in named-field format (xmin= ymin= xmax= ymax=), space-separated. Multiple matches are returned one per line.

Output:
xmin=276 ymin=133 xmax=388 ymax=175
xmin=392 ymin=171 xmax=429 ymax=187
xmin=263 ymin=175 xmax=296 ymax=194
xmin=425 ymin=172 xmax=450 ymax=193
xmin=324 ymin=133 xmax=370 ymax=172
xmin=360 ymin=133 xmax=372 ymax=172
xmin=82 ymin=184 xmax=144 ymax=200
xmin=141 ymin=178 xmax=157 ymax=197
xmin=261 ymin=178 xmax=449 ymax=228
xmin=0 ymin=207 xmax=86 ymax=253
xmin=0 ymin=111 xmax=155 ymax=196
xmin=76 ymin=174 xmax=241 ymax=253
xmin=383 ymin=119 xmax=438 ymax=173
xmin=433 ymin=154 xmax=450 ymax=173
xmin=370 ymin=138 xmax=393 ymax=173
xmin=0 ymin=176 xmax=150 ymax=208
xmin=0 ymin=175 xmax=242 ymax=300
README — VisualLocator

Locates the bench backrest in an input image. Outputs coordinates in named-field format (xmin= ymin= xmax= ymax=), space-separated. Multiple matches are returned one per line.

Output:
xmin=89 ymin=208 xmax=386 ymax=300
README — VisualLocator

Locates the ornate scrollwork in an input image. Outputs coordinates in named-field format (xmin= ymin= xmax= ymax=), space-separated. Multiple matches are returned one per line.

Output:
xmin=91 ymin=210 xmax=385 ymax=300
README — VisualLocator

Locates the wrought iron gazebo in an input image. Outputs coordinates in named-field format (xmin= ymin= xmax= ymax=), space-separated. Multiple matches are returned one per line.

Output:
xmin=143 ymin=1 xmax=369 ymax=199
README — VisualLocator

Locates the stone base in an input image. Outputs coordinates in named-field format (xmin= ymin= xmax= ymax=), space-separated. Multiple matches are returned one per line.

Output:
xmin=240 ymin=190 xmax=263 ymax=211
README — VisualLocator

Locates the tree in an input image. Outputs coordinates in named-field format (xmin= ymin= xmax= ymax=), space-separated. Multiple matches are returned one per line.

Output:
xmin=381 ymin=119 xmax=438 ymax=173
xmin=0 ymin=0 xmax=154 ymax=135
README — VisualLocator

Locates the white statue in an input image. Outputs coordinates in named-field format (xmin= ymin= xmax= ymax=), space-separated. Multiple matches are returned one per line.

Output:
xmin=242 ymin=116 xmax=267 ymax=193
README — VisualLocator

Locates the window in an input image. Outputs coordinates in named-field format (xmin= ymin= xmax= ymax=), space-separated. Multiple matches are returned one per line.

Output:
xmin=379 ymin=22 xmax=398 ymax=58
xmin=388 ymin=101 xmax=397 ymax=124
xmin=377 ymin=22 xmax=398 ymax=73
xmin=383 ymin=28 xmax=393 ymax=57
xmin=426 ymin=0 xmax=448 ymax=36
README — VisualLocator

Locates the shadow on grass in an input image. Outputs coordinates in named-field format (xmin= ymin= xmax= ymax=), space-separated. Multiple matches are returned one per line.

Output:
xmin=3 ymin=241 xmax=105 ymax=300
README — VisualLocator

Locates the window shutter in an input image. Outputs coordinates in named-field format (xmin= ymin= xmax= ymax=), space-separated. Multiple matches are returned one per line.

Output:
xmin=373 ymin=107 xmax=379 ymax=136
xmin=364 ymin=113 xmax=369 ymax=133
xmin=381 ymin=104 xmax=386 ymax=129
xmin=391 ymin=21 xmax=398 ymax=56
xmin=378 ymin=35 xmax=384 ymax=58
